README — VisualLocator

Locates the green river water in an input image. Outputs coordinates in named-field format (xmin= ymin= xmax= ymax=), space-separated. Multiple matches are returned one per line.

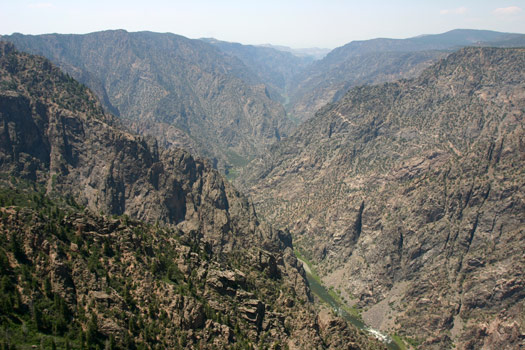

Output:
xmin=304 ymin=271 xmax=401 ymax=350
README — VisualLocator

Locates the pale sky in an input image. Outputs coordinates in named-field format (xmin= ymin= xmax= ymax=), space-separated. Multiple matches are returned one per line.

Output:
xmin=1 ymin=0 xmax=524 ymax=49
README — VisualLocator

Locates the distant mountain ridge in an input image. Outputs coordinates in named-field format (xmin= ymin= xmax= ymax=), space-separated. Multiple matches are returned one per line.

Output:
xmin=327 ymin=29 xmax=523 ymax=56
xmin=288 ymin=29 xmax=525 ymax=122
xmin=1 ymin=30 xmax=292 ymax=172
xmin=4 ymin=29 xmax=524 ymax=173
xmin=239 ymin=47 xmax=525 ymax=349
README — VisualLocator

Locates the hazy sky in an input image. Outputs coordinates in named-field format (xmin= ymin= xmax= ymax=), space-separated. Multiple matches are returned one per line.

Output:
xmin=1 ymin=0 xmax=524 ymax=48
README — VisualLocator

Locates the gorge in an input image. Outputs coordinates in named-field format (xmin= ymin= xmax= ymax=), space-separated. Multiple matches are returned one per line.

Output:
xmin=0 ymin=27 xmax=524 ymax=349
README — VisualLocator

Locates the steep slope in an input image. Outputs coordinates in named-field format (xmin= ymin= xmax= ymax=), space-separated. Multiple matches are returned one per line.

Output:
xmin=0 ymin=183 xmax=389 ymax=350
xmin=201 ymin=38 xmax=313 ymax=104
xmin=1 ymin=30 xmax=292 ymax=172
xmin=0 ymin=182 xmax=388 ymax=350
xmin=289 ymin=29 xmax=525 ymax=122
xmin=239 ymin=47 xmax=525 ymax=349
xmin=0 ymin=42 xmax=386 ymax=349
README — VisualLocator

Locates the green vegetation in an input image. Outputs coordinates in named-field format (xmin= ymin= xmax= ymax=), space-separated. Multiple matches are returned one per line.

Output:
xmin=390 ymin=334 xmax=408 ymax=350
xmin=224 ymin=151 xmax=253 ymax=181
xmin=285 ymin=113 xmax=301 ymax=126
xmin=327 ymin=287 xmax=361 ymax=320
xmin=0 ymin=182 xmax=199 ymax=348
xmin=294 ymin=248 xmax=362 ymax=320
xmin=0 ymin=177 xmax=313 ymax=349
xmin=224 ymin=167 xmax=241 ymax=182
xmin=0 ymin=185 xmax=87 ymax=349
xmin=403 ymin=336 xmax=422 ymax=348
xmin=293 ymin=247 xmax=319 ymax=281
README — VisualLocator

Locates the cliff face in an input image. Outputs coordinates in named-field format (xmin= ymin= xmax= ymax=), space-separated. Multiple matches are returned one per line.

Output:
xmin=2 ymin=31 xmax=292 ymax=172
xmin=239 ymin=47 xmax=525 ymax=349
xmin=0 ymin=39 xmax=262 ymax=251
xmin=0 ymin=42 xmax=385 ymax=349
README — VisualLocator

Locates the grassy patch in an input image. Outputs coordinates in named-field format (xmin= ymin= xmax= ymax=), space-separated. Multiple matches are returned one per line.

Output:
xmin=224 ymin=167 xmax=240 ymax=182
xmin=404 ymin=335 xmax=422 ymax=348
xmin=327 ymin=288 xmax=362 ymax=319
xmin=294 ymin=248 xmax=321 ymax=283
xmin=225 ymin=150 xmax=252 ymax=168
xmin=391 ymin=334 xmax=408 ymax=350
xmin=223 ymin=150 xmax=253 ymax=181
xmin=285 ymin=113 xmax=302 ymax=126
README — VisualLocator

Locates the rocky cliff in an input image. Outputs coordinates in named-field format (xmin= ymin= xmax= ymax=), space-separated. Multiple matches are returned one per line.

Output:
xmin=239 ymin=47 xmax=525 ymax=349
xmin=0 ymin=42 xmax=386 ymax=349
xmin=0 ymin=183 xmax=386 ymax=349
xmin=1 ymin=30 xmax=293 ymax=173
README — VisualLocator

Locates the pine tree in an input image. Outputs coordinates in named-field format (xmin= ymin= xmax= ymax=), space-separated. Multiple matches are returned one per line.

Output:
xmin=86 ymin=313 xmax=98 ymax=348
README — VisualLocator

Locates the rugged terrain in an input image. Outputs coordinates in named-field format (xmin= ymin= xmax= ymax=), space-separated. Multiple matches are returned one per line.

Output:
xmin=201 ymin=38 xmax=312 ymax=105
xmin=0 ymin=42 xmax=385 ymax=349
xmin=288 ymin=29 xmax=525 ymax=122
xmin=1 ymin=30 xmax=293 ymax=172
xmin=239 ymin=47 xmax=525 ymax=349
xmin=5 ymin=29 xmax=524 ymax=177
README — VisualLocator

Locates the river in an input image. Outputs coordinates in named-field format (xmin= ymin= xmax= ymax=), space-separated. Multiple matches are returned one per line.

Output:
xmin=302 ymin=267 xmax=401 ymax=350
